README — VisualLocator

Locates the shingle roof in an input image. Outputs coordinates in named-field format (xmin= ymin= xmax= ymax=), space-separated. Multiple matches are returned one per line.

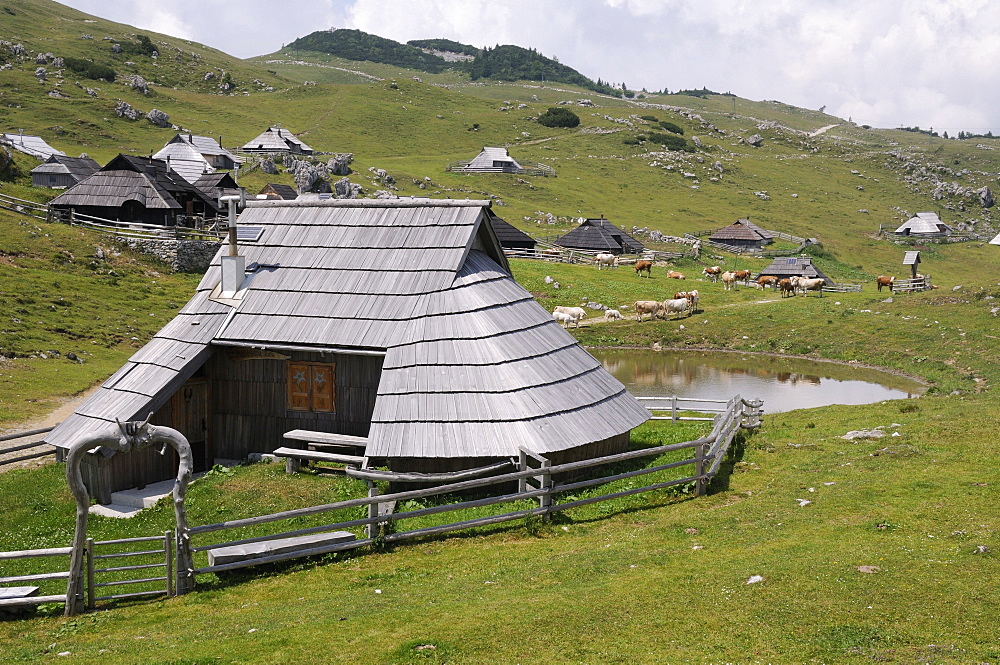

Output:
xmin=168 ymin=134 xmax=240 ymax=162
xmin=153 ymin=142 xmax=214 ymax=183
xmin=0 ymin=133 xmax=65 ymax=159
xmin=193 ymin=172 xmax=239 ymax=200
xmin=467 ymin=146 xmax=522 ymax=170
xmin=895 ymin=212 xmax=953 ymax=235
xmin=488 ymin=214 xmax=535 ymax=248
xmin=709 ymin=220 xmax=769 ymax=242
xmin=259 ymin=183 xmax=298 ymax=200
xmin=758 ymin=256 xmax=833 ymax=283
xmin=47 ymin=200 xmax=648 ymax=459
xmin=242 ymin=127 xmax=313 ymax=153
xmin=29 ymin=155 xmax=101 ymax=180
xmin=556 ymin=218 xmax=644 ymax=254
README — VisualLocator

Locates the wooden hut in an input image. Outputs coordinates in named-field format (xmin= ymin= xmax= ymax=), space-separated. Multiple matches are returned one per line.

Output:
xmin=241 ymin=127 xmax=313 ymax=155
xmin=166 ymin=134 xmax=240 ymax=169
xmin=153 ymin=141 xmax=214 ymax=184
xmin=257 ymin=183 xmax=298 ymax=200
xmin=902 ymin=250 xmax=921 ymax=278
xmin=0 ymin=132 xmax=64 ymax=159
xmin=30 ymin=155 xmax=101 ymax=188
xmin=555 ymin=217 xmax=644 ymax=255
xmin=709 ymin=219 xmax=773 ymax=249
xmin=757 ymin=256 xmax=834 ymax=285
xmin=49 ymin=154 xmax=222 ymax=225
xmin=45 ymin=199 xmax=649 ymax=503
xmin=894 ymin=212 xmax=953 ymax=238
xmin=193 ymin=172 xmax=241 ymax=209
xmin=489 ymin=214 xmax=536 ymax=251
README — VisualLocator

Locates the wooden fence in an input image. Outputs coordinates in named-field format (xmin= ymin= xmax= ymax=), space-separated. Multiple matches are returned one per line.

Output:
xmin=48 ymin=208 xmax=222 ymax=242
xmin=0 ymin=427 xmax=55 ymax=469
xmin=445 ymin=161 xmax=556 ymax=177
xmin=892 ymin=276 xmax=932 ymax=292
xmin=0 ymin=191 xmax=48 ymax=220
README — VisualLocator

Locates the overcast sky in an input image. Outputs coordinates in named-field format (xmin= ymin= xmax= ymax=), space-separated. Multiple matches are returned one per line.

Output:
xmin=59 ymin=0 xmax=1000 ymax=135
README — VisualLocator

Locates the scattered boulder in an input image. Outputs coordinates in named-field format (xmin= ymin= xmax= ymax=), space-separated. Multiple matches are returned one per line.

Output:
xmin=10 ymin=43 xmax=27 ymax=57
xmin=260 ymin=158 xmax=278 ymax=175
xmin=35 ymin=52 xmax=48 ymax=65
xmin=111 ymin=43 xmax=121 ymax=54
xmin=114 ymin=99 xmax=141 ymax=120
xmin=841 ymin=429 xmax=885 ymax=440
xmin=126 ymin=74 xmax=149 ymax=94
xmin=746 ymin=134 xmax=764 ymax=147
xmin=203 ymin=71 xmax=215 ymax=81
xmin=146 ymin=108 xmax=169 ymax=127
xmin=333 ymin=177 xmax=363 ymax=199
xmin=979 ymin=186 xmax=994 ymax=208
xmin=369 ymin=167 xmax=395 ymax=187
xmin=34 ymin=66 xmax=46 ymax=81
xmin=327 ymin=153 xmax=353 ymax=176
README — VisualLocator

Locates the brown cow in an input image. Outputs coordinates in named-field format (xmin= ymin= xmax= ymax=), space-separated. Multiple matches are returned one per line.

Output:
xmin=633 ymin=300 xmax=662 ymax=321
xmin=779 ymin=278 xmax=795 ymax=297
xmin=634 ymin=260 xmax=653 ymax=278
xmin=876 ymin=275 xmax=895 ymax=292
xmin=756 ymin=275 xmax=778 ymax=290
xmin=733 ymin=269 xmax=753 ymax=283
xmin=702 ymin=265 xmax=722 ymax=282
xmin=666 ymin=270 xmax=686 ymax=279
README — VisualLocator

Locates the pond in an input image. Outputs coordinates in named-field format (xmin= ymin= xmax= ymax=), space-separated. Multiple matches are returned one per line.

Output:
xmin=592 ymin=349 xmax=926 ymax=414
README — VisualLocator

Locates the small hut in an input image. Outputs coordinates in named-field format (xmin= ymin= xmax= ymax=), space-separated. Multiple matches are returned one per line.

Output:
xmin=448 ymin=147 xmax=556 ymax=176
xmin=153 ymin=141 xmax=214 ymax=184
xmin=555 ymin=218 xmax=644 ymax=255
xmin=902 ymin=250 xmax=921 ymax=278
xmin=30 ymin=155 xmax=101 ymax=188
xmin=241 ymin=127 xmax=313 ymax=155
xmin=894 ymin=212 xmax=953 ymax=238
xmin=757 ymin=256 xmax=834 ymax=285
xmin=257 ymin=183 xmax=298 ymax=200
xmin=709 ymin=219 xmax=773 ymax=250
xmin=45 ymin=199 xmax=649 ymax=502
xmin=49 ymin=154 xmax=221 ymax=225
xmin=193 ymin=172 xmax=241 ymax=209
xmin=489 ymin=215 xmax=536 ymax=251
xmin=166 ymin=134 xmax=240 ymax=169
xmin=0 ymin=132 xmax=64 ymax=159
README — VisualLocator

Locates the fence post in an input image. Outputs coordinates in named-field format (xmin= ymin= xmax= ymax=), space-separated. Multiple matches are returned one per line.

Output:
xmin=672 ymin=396 xmax=678 ymax=423
xmin=164 ymin=531 xmax=174 ymax=597
xmin=85 ymin=537 xmax=95 ymax=610
xmin=695 ymin=441 xmax=707 ymax=497
xmin=365 ymin=481 xmax=379 ymax=539
xmin=518 ymin=449 xmax=527 ymax=494
xmin=539 ymin=459 xmax=552 ymax=519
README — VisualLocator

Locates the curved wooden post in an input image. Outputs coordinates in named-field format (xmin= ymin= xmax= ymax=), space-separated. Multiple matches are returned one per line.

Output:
xmin=64 ymin=417 xmax=193 ymax=615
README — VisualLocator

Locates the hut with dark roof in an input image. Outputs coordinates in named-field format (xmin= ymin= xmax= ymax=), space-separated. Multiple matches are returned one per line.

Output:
xmin=489 ymin=215 xmax=536 ymax=251
xmin=555 ymin=218 xmax=644 ymax=255
xmin=45 ymin=199 xmax=649 ymax=502
xmin=258 ymin=183 xmax=298 ymax=200
xmin=709 ymin=219 xmax=773 ymax=250
xmin=241 ymin=127 xmax=313 ymax=155
xmin=757 ymin=256 xmax=834 ymax=284
xmin=894 ymin=212 xmax=953 ymax=239
xmin=193 ymin=172 xmax=241 ymax=209
xmin=30 ymin=155 xmax=101 ymax=188
xmin=49 ymin=154 xmax=222 ymax=225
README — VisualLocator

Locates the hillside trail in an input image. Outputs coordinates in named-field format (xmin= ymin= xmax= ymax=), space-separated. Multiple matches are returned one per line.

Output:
xmin=810 ymin=124 xmax=839 ymax=137
xmin=1 ymin=383 xmax=101 ymax=435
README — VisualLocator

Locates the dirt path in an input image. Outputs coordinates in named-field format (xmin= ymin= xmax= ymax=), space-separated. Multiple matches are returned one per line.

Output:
xmin=810 ymin=124 xmax=840 ymax=137
xmin=0 ymin=384 xmax=102 ymax=471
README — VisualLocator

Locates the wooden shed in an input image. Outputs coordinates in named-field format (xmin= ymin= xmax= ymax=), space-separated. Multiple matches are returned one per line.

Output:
xmin=49 ymin=154 xmax=222 ymax=225
xmin=166 ymin=134 xmax=240 ymax=170
xmin=258 ymin=183 xmax=298 ymax=200
xmin=757 ymin=256 xmax=834 ymax=285
xmin=153 ymin=141 xmax=214 ymax=184
xmin=45 ymin=199 xmax=649 ymax=503
xmin=241 ymin=127 xmax=313 ymax=155
xmin=193 ymin=172 xmax=241 ymax=210
xmin=555 ymin=218 xmax=644 ymax=255
xmin=489 ymin=214 xmax=536 ymax=251
xmin=709 ymin=219 xmax=773 ymax=249
xmin=894 ymin=212 xmax=953 ymax=238
xmin=30 ymin=155 xmax=101 ymax=188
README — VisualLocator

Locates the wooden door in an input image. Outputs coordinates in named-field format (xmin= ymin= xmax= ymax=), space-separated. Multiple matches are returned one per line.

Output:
xmin=171 ymin=379 xmax=210 ymax=472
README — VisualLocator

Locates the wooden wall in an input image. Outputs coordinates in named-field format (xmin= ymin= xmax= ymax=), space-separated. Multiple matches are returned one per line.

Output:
xmin=207 ymin=350 xmax=383 ymax=460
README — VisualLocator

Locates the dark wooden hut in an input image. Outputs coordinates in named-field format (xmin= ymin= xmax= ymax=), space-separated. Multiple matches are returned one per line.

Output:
xmin=709 ymin=219 xmax=773 ymax=249
xmin=30 ymin=155 xmax=101 ymax=188
xmin=48 ymin=154 xmax=222 ymax=225
xmin=257 ymin=183 xmax=298 ymax=200
xmin=489 ymin=214 xmax=536 ymax=251
xmin=45 ymin=199 xmax=649 ymax=503
xmin=555 ymin=218 xmax=644 ymax=254
xmin=757 ymin=256 xmax=834 ymax=284
xmin=193 ymin=172 xmax=241 ymax=209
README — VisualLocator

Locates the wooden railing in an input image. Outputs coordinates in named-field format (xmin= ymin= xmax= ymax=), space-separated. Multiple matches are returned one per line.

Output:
xmin=48 ymin=209 xmax=222 ymax=242
xmin=0 ymin=427 xmax=56 ymax=468
xmin=0 ymin=191 xmax=48 ymax=220
xmin=445 ymin=160 xmax=556 ymax=177
xmin=0 ymin=546 xmax=73 ymax=610
xmin=86 ymin=534 xmax=174 ymax=609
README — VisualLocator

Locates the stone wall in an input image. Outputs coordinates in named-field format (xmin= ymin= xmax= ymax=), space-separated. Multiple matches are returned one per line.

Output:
xmin=117 ymin=237 xmax=220 ymax=272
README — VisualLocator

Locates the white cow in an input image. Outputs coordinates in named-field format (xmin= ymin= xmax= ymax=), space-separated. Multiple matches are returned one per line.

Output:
xmin=552 ymin=311 xmax=576 ymax=328
xmin=793 ymin=277 xmax=825 ymax=297
xmin=604 ymin=309 xmax=624 ymax=321
xmin=720 ymin=271 xmax=737 ymax=291
xmin=554 ymin=306 xmax=587 ymax=326
xmin=595 ymin=252 xmax=618 ymax=270
xmin=660 ymin=297 xmax=690 ymax=319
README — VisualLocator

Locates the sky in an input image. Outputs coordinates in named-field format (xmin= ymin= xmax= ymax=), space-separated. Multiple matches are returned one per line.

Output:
xmin=58 ymin=0 xmax=1000 ymax=135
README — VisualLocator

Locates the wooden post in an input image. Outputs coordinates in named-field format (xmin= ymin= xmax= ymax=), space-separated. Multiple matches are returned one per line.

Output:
xmin=672 ymin=396 xmax=678 ymax=423
xmin=365 ymin=482 xmax=379 ymax=539
xmin=285 ymin=457 xmax=300 ymax=474
xmin=539 ymin=459 xmax=552 ymax=519
xmin=518 ymin=449 xmax=528 ymax=494
xmin=164 ymin=531 xmax=174 ymax=597
xmin=85 ymin=538 xmax=94 ymax=610
xmin=695 ymin=441 xmax=707 ymax=496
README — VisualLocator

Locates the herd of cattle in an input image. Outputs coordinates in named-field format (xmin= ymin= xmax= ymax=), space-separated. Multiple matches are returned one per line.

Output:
xmin=551 ymin=255 xmax=919 ymax=328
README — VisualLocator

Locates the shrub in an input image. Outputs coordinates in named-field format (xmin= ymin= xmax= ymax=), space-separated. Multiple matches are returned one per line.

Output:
xmin=646 ymin=132 xmax=692 ymax=151
xmin=63 ymin=57 xmax=116 ymax=82
xmin=623 ymin=136 xmax=640 ymax=146
xmin=119 ymin=34 xmax=157 ymax=57
xmin=658 ymin=121 xmax=684 ymax=135
xmin=538 ymin=107 xmax=580 ymax=128
xmin=639 ymin=115 xmax=658 ymax=122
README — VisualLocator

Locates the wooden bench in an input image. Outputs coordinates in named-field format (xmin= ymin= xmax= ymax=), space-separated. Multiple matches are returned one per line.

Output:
xmin=207 ymin=531 xmax=357 ymax=567
xmin=283 ymin=430 xmax=368 ymax=452
xmin=272 ymin=446 xmax=365 ymax=474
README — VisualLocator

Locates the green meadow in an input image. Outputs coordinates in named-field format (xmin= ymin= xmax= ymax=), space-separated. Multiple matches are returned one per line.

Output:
xmin=2 ymin=1 xmax=1000 ymax=661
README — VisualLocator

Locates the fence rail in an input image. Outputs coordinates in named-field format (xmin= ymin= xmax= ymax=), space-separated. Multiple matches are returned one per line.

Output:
xmin=0 ymin=427 xmax=55 ymax=468
xmin=48 ymin=209 xmax=223 ymax=242
xmin=0 ymin=191 xmax=48 ymax=220
xmin=445 ymin=160 xmax=556 ymax=177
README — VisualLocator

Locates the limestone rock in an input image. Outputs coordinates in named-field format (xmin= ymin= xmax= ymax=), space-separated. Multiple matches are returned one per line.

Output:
xmin=746 ymin=134 xmax=764 ymax=147
xmin=260 ymin=158 xmax=278 ymax=175
xmin=327 ymin=153 xmax=353 ymax=176
xmin=146 ymin=108 xmax=169 ymax=127
xmin=126 ymin=74 xmax=149 ymax=95
xmin=203 ymin=71 xmax=215 ymax=81
xmin=111 ymin=43 xmax=121 ymax=54
xmin=34 ymin=67 xmax=46 ymax=81
xmin=333 ymin=177 xmax=363 ymax=199
xmin=114 ymin=99 xmax=141 ymax=120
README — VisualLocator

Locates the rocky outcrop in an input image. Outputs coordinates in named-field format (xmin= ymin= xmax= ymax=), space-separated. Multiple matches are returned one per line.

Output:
xmin=261 ymin=158 xmax=278 ymax=175
xmin=126 ymin=74 xmax=149 ymax=94
xmin=334 ymin=177 xmax=363 ymax=199
xmin=327 ymin=153 xmax=353 ymax=176
xmin=114 ymin=99 xmax=141 ymax=120
xmin=146 ymin=108 xmax=170 ymax=127
xmin=746 ymin=134 xmax=764 ymax=147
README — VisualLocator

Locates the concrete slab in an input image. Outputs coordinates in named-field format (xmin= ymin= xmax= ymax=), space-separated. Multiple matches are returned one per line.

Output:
xmin=90 ymin=472 xmax=204 ymax=518
xmin=208 ymin=531 xmax=357 ymax=567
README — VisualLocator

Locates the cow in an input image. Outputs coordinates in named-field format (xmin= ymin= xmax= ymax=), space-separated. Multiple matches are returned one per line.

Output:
xmin=595 ymin=252 xmax=618 ymax=270
xmin=702 ymin=265 xmax=722 ymax=282
xmin=660 ymin=297 xmax=690 ymax=319
xmin=666 ymin=270 xmax=686 ymax=280
xmin=733 ymin=269 xmax=753 ymax=284
xmin=684 ymin=289 xmax=700 ymax=311
xmin=779 ymin=278 xmax=795 ymax=297
xmin=633 ymin=300 xmax=662 ymax=321
xmin=720 ymin=271 xmax=737 ymax=291
xmin=794 ymin=276 xmax=825 ymax=297
xmin=604 ymin=309 xmax=624 ymax=321
xmin=634 ymin=260 xmax=653 ymax=278
xmin=554 ymin=306 xmax=587 ymax=325
xmin=755 ymin=275 xmax=778 ymax=290
xmin=552 ymin=311 xmax=576 ymax=328
xmin=876 ymin=275 xmax=895 ymax=292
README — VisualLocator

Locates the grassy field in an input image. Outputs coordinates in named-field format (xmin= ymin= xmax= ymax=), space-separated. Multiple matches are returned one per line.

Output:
xmin=2 ymin=2 xmax=1000 ymax=661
